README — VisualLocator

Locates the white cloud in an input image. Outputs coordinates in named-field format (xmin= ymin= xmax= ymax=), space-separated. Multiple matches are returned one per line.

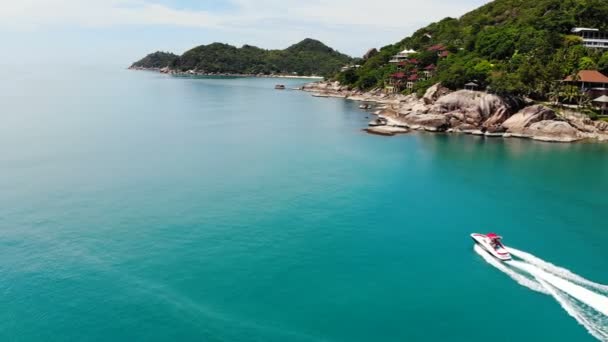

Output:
xmin=0 ymin=0 xmax=223 ymax=30
xmin=0 ymin=0 xmax=490 ymax=59
xmin=0 ymin=0 xmax=488 ymax=31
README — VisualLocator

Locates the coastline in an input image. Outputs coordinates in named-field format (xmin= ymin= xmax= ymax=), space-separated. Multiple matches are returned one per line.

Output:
xmin=300 ymin=81 xmax=608 ymax=143
xmin=128 ymin=66 xmax=324 ymax=80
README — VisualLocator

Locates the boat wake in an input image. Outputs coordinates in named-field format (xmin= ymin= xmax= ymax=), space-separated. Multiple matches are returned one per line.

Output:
xmin=473 ymin=245 xmax=608 ymax=341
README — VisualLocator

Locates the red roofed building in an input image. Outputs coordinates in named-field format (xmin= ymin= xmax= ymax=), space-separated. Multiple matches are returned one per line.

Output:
xmin=427 ymin=44 xmax=447 ymax=52
xmin=564 ymin=70 xmax=608 ymax=97
xmin=386 ymin=72 xmax=408 ymax=93
xmin=564 ymin=70 xmax=608 ymax=84
xmin=406 ymin=74 xmax=419 ymax=90
xmin=397 ymin=61 xmax=413 ymax=71
xmin=439 ymin=51 xmax=450 ymax=58
xmin=408 ymin=58 xmax=420 ymax=65
xmin=423 ymin=64 xmax=436 ymax=79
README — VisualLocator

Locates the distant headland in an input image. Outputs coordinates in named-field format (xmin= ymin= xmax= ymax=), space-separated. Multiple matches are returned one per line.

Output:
xmin=129 ymin=39 xmax=353 ymax=78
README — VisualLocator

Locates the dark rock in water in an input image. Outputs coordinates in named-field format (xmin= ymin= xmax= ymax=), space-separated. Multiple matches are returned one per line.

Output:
xmin=369 ymin=118 xmax=388 ymax=127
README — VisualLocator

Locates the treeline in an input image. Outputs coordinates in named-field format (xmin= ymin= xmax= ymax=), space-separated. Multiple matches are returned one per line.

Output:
xmin=335 ymin=0 xmax=608 ymax=99
xmin=131 ymin=39 xmax=353 ymax=77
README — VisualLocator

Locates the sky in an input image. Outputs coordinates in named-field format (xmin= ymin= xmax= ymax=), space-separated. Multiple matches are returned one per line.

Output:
xmin=0 ymin=0 xmax=491 ymax=66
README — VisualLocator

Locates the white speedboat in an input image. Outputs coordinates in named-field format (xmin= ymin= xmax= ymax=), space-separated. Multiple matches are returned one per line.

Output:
xmin=471 ymin=233 xmax=511 ymax=261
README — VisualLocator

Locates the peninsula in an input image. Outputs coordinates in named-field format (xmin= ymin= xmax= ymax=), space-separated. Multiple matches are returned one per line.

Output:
xmin=130 ymin=39 xmax=353 ymax=78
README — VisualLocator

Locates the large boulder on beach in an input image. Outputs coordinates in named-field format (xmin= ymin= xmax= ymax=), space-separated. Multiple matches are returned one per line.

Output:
xmin=564 ymin=115 xmax=603 ymax=134
xmin=398 ymin=99 xmax=430 ymax=114
xmin=502 ymin=105 xmax=556 ymax=132
xmin=376 ymin=107 xmax=399 ymax=118
xmin=524 ymin=120 xmax=583 ymax=142
xmin=399 ymin=113 xmax=450 ymax=132
xmin=422 ymin=83 xmax=451 ymax=105
xmin=431 ymin=90 xmax=514 ymax=125
xmin=364 ymin=126 xmax=408 ymax=136
xmin=483 ymin=106 xmax=511 ymax=129
xmin=595 ymin=120 xmax=608 ymax=132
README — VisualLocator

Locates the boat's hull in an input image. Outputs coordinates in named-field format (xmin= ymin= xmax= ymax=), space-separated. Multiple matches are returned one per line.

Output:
xmin=471 ymin=233 xmax=512 ymax=261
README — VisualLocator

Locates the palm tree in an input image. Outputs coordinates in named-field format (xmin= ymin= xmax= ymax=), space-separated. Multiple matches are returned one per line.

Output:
xmin=578 ymin=94 xmax=592 ymax=110
xmin=563 ymin=86 xmax=579 ymax=104
xmin=547 ymin=82 xmax=561 ymax=106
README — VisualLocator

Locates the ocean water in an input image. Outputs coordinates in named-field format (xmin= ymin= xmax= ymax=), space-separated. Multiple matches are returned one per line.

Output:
xmin=1 ymin=66 xmax=608 ymax=341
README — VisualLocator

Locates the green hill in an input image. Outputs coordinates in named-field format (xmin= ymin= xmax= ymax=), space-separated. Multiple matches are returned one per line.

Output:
xmin=336 ymin=0 xmax=608 ymax=98
xmin=131 ymin=39 xmax=353 ymax=77
xmin=130 ymin=51 xmax=179 ymax=69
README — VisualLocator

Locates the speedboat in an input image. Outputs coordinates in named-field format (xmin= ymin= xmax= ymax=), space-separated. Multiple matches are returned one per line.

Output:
xmin=471 ymin=233 xmax=511 ymax=261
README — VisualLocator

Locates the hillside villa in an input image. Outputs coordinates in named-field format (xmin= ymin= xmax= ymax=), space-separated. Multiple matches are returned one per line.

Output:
xmin=384 ymin=45 xmax=448 ymax=93
xmin=341 ymin=64 xmax=361 ymax=72
xmin=571 ymin=28 xmax=608 ymax=50
xmin=389 ymin=49 xmax=417 ymax=64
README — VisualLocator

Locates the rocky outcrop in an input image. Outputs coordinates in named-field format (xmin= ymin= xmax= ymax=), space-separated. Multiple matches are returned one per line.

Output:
xmin=395 ymin=113 xmax=450 ymax=132
xmin=364 ymin=126 xmax=409 ymax=136
xmin=594 ymin=120 xmax=608 ymax=131
xmin=502 ymin=105 xmax=556 ymax=132
xmin=523 ymin=121 xmax=583 ymax=142
xmin=368 ymin=117 xmax=388 ymax=127
xmin=422 ymin=84 xmax=451 ymax=105
xmin=302 ymin=81 xmax=607 ymax=143
xmin=431 ymin=91 xmax=516 ymax=127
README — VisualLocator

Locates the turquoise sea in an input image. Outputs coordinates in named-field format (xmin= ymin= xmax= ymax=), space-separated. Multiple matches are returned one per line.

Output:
xmin=1 ymin=66 xmax=608 ymax=341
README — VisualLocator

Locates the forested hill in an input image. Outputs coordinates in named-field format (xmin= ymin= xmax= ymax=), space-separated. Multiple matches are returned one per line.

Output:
xmin=336 ymin=0 xmax=608 ymax=98
xmin=130 ymin=39 xmax=353 ymax=77
xmin=130 ymin=51 xmax=179 ymax=70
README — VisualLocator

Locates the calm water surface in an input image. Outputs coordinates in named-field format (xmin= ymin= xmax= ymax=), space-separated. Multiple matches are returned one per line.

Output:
xmin=1 ymin=66 xmax=607 ymax=341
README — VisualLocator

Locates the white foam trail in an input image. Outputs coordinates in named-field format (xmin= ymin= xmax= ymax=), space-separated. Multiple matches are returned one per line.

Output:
xmin=473 ymin=245 xmax=548 ymax=294
xmin=508 ymin=247 xmax=608 ymax=293
xmin=537 ymin=278 xmax=608 ymax=341
xmin=475 ymin=244 xmax=608 ymax=341
xmin=508 ymin=260 xmax=608 ymax=317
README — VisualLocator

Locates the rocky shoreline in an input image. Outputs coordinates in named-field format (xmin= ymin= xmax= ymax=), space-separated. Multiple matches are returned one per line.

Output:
xmin=301 ymin=81 xmax=608 ymax=142
xmin=128 ymin=66 xmax=322 ymax=79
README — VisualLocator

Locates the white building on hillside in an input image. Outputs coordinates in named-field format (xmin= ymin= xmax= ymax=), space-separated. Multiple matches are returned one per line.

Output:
xmin=572 ymin=28 xmax=608 ymax=50
xmin=389 ymin=49 xmax=417 ymax=64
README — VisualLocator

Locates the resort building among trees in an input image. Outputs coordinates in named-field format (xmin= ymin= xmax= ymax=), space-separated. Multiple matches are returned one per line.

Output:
xmin=564 ymin=70 xmax=608 ymax=98
xmin=389 ymin=49 xmax=417 ymax=64
xmin=385 ymin=72 xmax=406 ymax=94
xmin=571 ymin=28 xmax=608 ymax=50
xmin=423 ymin=64 xmax=436 ymax=80
xmin=406 ymin=74 xmax=419 ymax=90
